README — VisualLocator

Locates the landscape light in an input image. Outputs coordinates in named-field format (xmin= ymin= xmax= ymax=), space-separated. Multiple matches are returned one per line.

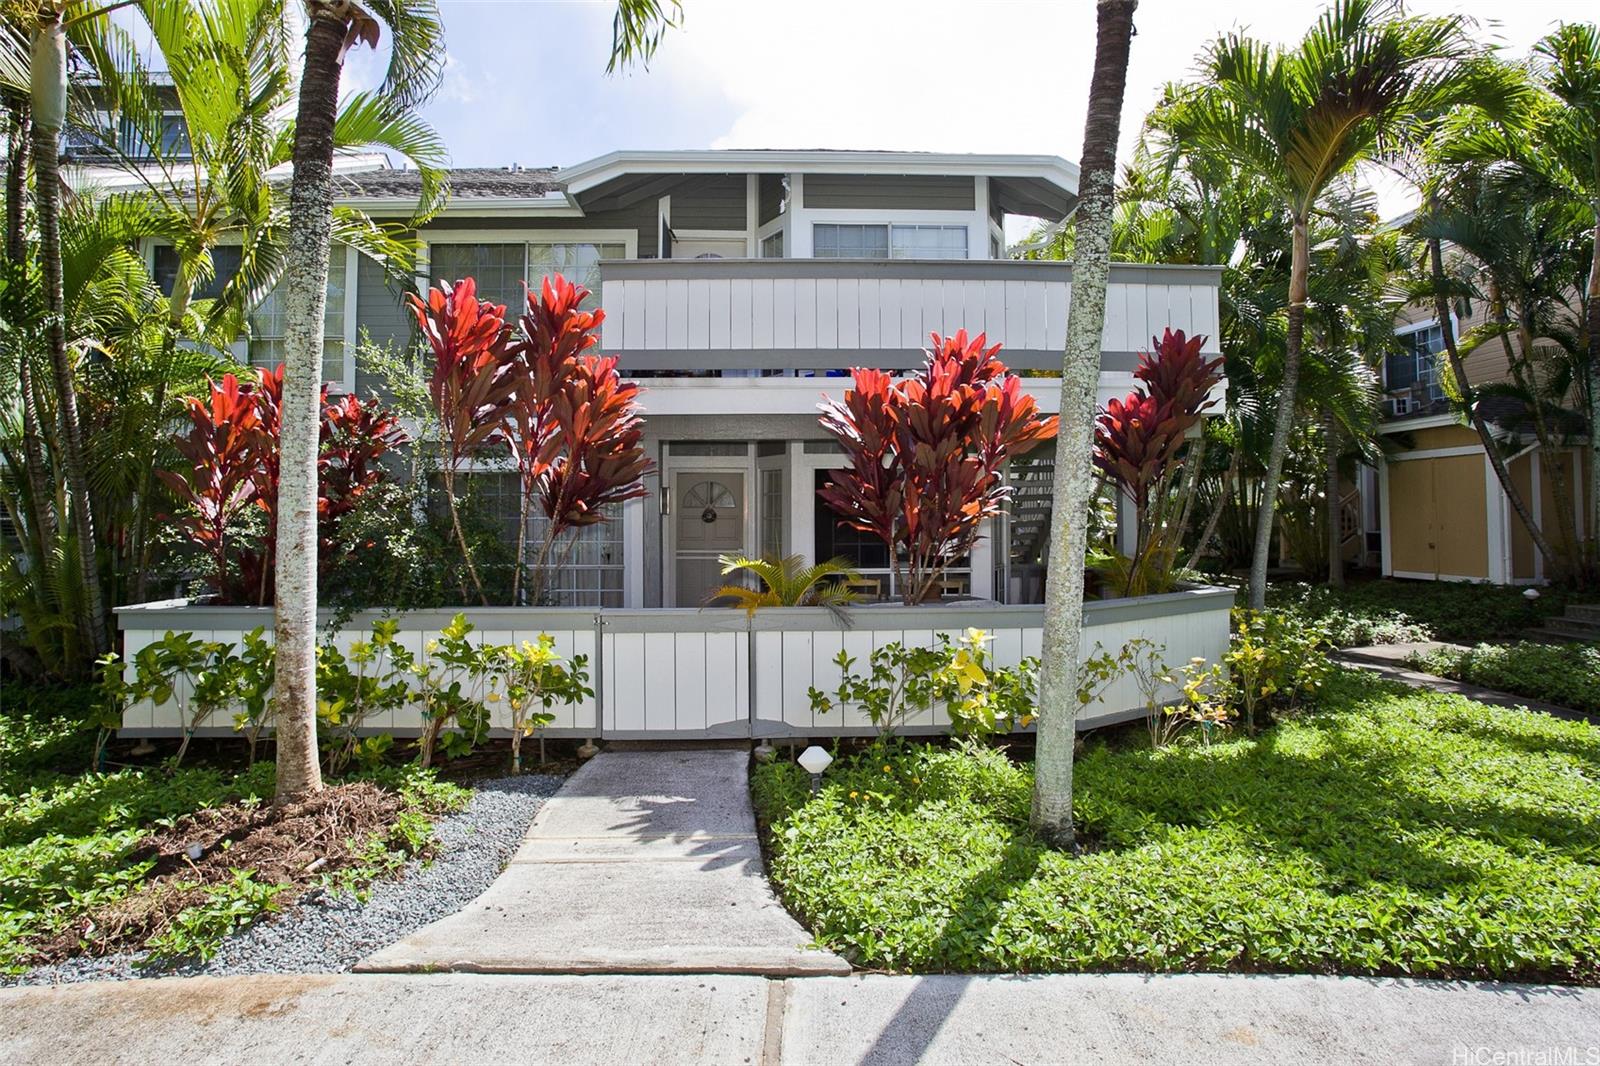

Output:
xmin=797 ymin=745 xmax=834 ymax=794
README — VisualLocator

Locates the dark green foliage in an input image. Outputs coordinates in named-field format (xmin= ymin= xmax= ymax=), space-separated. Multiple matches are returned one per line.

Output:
xmin=1268 ymin=580 xmax=1573 ymax=646
xmin=752 ymin=671 xmax=1600 ymax=981
xmin=1408 ymin=642 xmax=1600 ymax=714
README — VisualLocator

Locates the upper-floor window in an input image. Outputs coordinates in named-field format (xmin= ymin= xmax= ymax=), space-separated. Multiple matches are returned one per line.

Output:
xmin=812 ymin=223 xmax=967 ymax=259
xmin=760 ymin=230 xmax=784 ymax=258
xmin=1386 ymin=321 xmax=1445 ymax=402
xmin=427 ymin=239 xmax=625 ymax=314
xmin=65 ymin=111 xmax=190 ymax=160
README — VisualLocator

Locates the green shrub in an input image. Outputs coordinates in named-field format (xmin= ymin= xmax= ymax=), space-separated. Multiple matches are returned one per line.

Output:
xmin=1268 ymin=581 xmax=1570 ymax=647
xmin=752 ymin=671 xmax=1600 ymax=981
xmin=1407 ymin=642 xmax=1600 ymax=713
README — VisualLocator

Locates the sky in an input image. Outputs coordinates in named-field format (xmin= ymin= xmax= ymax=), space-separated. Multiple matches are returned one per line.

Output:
xmin=334 ymin=0 xmax=1594 ymax=224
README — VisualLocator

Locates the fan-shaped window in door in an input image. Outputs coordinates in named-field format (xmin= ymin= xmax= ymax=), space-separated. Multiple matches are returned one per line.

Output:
xmin=683 ymin=480 xmax=736 ymax=524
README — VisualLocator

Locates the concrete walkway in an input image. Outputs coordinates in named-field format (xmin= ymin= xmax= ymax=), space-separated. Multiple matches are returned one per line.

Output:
xmin=1336 ymin=643 xmax=1594 ymax=723
xmin=3 ymin=972 xmax=1596 ymax=1065
xmin=356 ymin=749 xmax=848 ymax=976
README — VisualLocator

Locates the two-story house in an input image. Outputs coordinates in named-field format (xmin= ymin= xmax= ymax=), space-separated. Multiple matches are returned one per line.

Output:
xmin=1356 ymin=297 xmax=1592 ymax=585
xmin=123 ymin=148 xmax=1224 ymax=608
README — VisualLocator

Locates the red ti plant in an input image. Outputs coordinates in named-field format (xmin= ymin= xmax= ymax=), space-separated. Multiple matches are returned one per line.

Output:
xmin=406 ymin=278 xmax=518 ymax=605
xmin=319 ymin=391 xmax=407 ymax=574
xmin=1093 ymin=328 xmax=1223 ymax=596
xmin=508 ymin=274 xmax=651 ymax=604
xmin=818 ymin=331 xmax=1058 ymax=604
xmin=160 ymin=366 xmax=407 ymax=605
xmin=157 ymin=373 xmax=267 ymax=604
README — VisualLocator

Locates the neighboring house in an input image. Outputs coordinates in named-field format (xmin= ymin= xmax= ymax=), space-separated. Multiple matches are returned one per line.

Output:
xmin=83 ymin=148 xmax=1225 ymax=608
xmin=1355 ymin=298 xmax=1593 ymax=585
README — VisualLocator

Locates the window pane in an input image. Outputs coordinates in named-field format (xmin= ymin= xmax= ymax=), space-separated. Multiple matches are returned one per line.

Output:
xmin=526 ymin=242 xmax=622 ymax=310
xmin=814 ymin=224 xmax=887 ymax=258
xmin=247 ymin=246 xmax=348 ymax=383
xmin=428 ymin=243 xmax=525 ymax=315
xmin=891 ymin=224 xmax=967 ymax=260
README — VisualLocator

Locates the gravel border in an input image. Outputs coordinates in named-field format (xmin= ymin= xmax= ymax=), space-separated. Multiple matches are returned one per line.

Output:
xmin=5 ymin=772 xmax=563 ymax=986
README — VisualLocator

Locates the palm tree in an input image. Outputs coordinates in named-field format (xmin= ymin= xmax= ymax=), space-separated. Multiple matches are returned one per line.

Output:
xmin=76 ymin=0 xmax=441 ymax=603
xmin=1032 ymin=0 xmax=1138 ymax=850
xmin=1527 ymin=25 xmax=1599 ymax=567
xmin=707 ymin=554 xmax=860 ymax=615
xmin=1154 ymin=0 xmax=1484 ymax=609
xmin=25 ymin=4 xmax=105 ymax=658
xmin=271 ymin=0 xmax=681 ymax=800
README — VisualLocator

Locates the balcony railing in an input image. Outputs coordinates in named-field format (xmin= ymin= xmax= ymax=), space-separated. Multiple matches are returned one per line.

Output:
xmin=598 ymin=259 xmax=1222 ymax=374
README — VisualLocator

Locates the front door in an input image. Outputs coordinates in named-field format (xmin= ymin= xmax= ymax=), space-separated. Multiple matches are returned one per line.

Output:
xmin=673 ymin=472 xmax=746 ymax=606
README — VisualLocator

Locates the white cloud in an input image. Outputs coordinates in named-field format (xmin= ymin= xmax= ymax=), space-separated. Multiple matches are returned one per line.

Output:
xmin=639 ymin=0 xmax=1583 ymax=218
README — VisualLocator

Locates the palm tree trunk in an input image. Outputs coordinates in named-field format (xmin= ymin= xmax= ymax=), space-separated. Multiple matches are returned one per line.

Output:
xmin=1324 ymin=409 xmax=1343 ymax=588
xmin=31 ymin=21 xmax=107 ymax=662
xmin=1186 ymin=441 xmax=1239 ymax=572
xmin=1585 ymin=211 xmax=1599 ymax=573
xmin=273 ymin=9 xmax=347 ymax=802
xmin=1032 ymin=0 xmax=1137 ymax=850
xmin=1428 ymin=234 xmax=1556 ymax=571
xmin=6 ymin=100 xmax=58 ymax=572
xmin=1247 ymin=213 xmax=1309 ymax=609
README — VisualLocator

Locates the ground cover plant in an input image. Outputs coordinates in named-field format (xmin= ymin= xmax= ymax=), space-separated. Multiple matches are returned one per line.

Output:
xmin=752 ymin=670 xmax=1600 ymax=982
xmin=0 ymin=686 xmax=468 ymax=972
xmin=1407 ymin=642 xmax=1600 ymax=714
xmin=1268 ymin=580 xmax=1574 ymax=646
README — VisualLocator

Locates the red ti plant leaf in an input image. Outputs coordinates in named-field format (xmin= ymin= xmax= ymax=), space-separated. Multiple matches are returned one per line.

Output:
xmin=405 ymin=277 xmax=519 ymax=602
xmin=1093 ymin=328 xmax=1222 ymax=512
xmin=817 ymin=330 xmax=1058 ymax=604
xmin=506 ymin=274 xmax=652 ymax=603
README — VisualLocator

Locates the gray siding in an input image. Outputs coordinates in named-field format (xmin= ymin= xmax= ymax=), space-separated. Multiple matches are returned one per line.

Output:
xmin=419 ymin=200 xmax=661 ymax=256
xmin=802 ymin=173 xmax=975 ymax=211
xmin=668 ymin=174 xmax=747 ymax=231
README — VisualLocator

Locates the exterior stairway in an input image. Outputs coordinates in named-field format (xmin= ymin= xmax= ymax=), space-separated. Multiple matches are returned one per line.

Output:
xmin=1532 ymin=603 xmax=1600 ymax=644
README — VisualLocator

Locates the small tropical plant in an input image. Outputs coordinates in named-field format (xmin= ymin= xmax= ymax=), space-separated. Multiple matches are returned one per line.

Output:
xmin=128 ymin=630 xmax=253 ymax=767
xmin=485 ymin=635 xmax=593 ymax=772
xmin=708 ymin=554 xmax=861 ymax=614
xmin=808 ymin=628 xmax=1040 ymax=738
xmin=414 ymin=613 xmax=495 ymax=767
xmin=158 ymin=366 xmax=406 ymax=605
xmin=317 ymin=618 xmax=417 ymax=773
xmin=1222 ymin=608 xmax=1333 ymax=734
xmin=817 ymin=331 xmax=1058 ymax=604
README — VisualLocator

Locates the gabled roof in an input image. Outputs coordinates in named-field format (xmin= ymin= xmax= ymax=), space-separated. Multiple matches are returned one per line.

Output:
xmin=333 ymin=148 xmax=1079 ymax=219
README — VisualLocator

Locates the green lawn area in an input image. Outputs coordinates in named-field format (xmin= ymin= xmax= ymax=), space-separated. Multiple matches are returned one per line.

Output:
xmin=1267 ymin=579 xmax=1574 ymax=647
xmin=1407 ymin=642 xmax=1600 ymax=714
xmin=0 ymin=684 xmax=465 ymax=971
xmin=751 ymin=670 xmax=1600 ymax=983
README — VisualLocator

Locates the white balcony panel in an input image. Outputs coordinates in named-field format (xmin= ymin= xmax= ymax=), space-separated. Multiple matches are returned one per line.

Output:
xmin=597 ymin=260 xmax=1223 ymax=372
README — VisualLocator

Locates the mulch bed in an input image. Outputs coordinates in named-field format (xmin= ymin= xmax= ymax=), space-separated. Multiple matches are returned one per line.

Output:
xmin=35 ymin=782 xmax=407 ymax=963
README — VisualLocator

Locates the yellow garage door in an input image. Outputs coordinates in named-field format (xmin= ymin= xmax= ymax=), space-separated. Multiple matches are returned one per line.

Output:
xmin=1389 ymin=455 xmax=1488 ymax=580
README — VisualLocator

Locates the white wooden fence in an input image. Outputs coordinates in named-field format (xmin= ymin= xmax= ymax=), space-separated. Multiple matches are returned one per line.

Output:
xmin=116 ymin=586 xmax=1236 ymax=739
